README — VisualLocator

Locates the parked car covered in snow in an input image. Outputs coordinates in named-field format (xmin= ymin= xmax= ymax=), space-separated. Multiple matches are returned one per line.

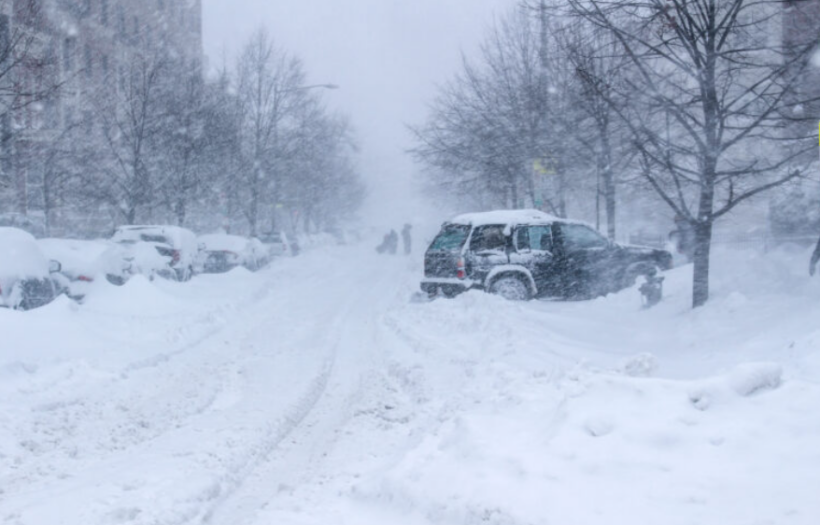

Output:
xmin=107 ymin=225 xmax=198 ymax=284
xmin=0 ymin=227 xmax=63 ymax=310
xmin=196 ymin=234 xmax=269 ymax=273
xmin=421 ymin=210 xmax=672 ymax=301
xmin=37 ymin=238 xmax=113 ymax=301
xmin=259 ymin=231 xmax=293 ymax=257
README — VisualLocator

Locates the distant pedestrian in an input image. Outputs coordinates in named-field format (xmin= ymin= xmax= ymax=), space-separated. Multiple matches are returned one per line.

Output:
xmin=809 ymin=235 xmax=820 ymax=276
xmin=376 ymin=232 xmax=390 ymax=254
xmin=401 ymin=224 xmax=412 ymax=255
xmin=387 ymin=229 xmax=399 ymax=255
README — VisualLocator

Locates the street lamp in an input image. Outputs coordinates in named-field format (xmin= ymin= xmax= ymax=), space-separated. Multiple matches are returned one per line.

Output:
xmin=284 ymin=83 xmax=339 ymax=94
xmin=303 ymin=83 xmax=339 ymax=90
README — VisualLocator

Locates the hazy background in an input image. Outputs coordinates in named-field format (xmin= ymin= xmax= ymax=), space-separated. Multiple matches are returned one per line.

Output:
xmin=202 ymin=0 xmax=513 ymax=232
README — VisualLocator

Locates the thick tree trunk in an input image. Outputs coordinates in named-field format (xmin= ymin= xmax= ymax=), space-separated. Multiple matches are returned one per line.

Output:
xmin=691 ymin=220 xmax=713 ymax=308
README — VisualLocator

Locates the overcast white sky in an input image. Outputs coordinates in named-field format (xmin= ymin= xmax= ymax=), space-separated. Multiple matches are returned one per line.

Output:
xmin=202 ymin=0 xmax=513 ymax=229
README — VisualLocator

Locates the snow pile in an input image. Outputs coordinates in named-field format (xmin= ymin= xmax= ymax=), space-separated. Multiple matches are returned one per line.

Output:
xmin=37 ymin=238 xmax=111 ymax=278
xmin=0 ymin=227 xmax=49 ymax=278
xmin=1 ymin=242 xmax=819 ymax=525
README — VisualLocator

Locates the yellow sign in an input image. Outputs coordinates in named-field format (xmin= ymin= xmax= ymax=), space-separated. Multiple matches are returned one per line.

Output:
xmin=533 ymin=159 xmax=554 ymax=176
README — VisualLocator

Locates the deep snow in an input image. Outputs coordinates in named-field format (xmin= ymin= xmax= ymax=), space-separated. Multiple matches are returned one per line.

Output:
xmin=1 ymin=241 xmax=819 ymax=525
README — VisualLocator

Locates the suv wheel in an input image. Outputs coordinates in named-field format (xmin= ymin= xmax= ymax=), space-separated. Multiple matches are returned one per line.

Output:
xmin=489 ymin=275 xmax=531 ymax=301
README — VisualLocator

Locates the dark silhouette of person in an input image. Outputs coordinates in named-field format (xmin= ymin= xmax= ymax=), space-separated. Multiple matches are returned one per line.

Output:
xmin=401 ymin=224 xmax=412 ymax=255
xmin=387 ymin=229 xmax=399 ymax=255
xmin=376 ymin=233 xmax=390 ymax=254
xmin=810 ymin=236 xmax=820 ymax=276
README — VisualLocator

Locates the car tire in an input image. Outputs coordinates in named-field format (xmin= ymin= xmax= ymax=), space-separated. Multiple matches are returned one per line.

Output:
xmin=489 ymin=275 xmax=531 ymax=301
xmin=175 ymin=266 xmax=193 ymax=282
xmin=106 ymin=273 xmax=126 ymax=286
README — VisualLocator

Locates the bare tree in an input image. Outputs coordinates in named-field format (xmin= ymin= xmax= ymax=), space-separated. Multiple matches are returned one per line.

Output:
xmin=92 ymin=51 xmax=170 ymax=224
xmin=411 ymin=7 xmax=591 ymax=216
xmin=286 ymin=102 xmax=365 ymax=232
xmin=565 ymin=0 xmax=820 ymax=307
xmin=235 ymin=28 xmax=307 ymax=235
xmin=0 ymin=0 xmax=62 ymax=212
xmin=154 ymin=62 xmax=222 ymax=227
xmin=556 ymin=19 xmax=638 ymax=240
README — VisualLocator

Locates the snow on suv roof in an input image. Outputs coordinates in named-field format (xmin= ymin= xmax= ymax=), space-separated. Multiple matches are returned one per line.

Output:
xmin=448 ymin=209 xmax=561 ymax=226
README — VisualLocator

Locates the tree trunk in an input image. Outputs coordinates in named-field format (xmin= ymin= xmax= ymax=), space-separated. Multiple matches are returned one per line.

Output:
xmin=175 ymin=199 xmax=186 ymax=226
xmin=691 ymin=220 xmax=713 ymax=308
xmin=126 ymin=206 xmax=137 ymax=226
xmin=600 ymin=131 xmax=616 ymax=240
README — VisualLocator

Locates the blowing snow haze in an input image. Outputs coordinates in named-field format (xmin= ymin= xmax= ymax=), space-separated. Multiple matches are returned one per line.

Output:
xmin=203 ymin=0 xmax=511 ymax=229
xmin=2 ymin=1 xmax=820 ymax=525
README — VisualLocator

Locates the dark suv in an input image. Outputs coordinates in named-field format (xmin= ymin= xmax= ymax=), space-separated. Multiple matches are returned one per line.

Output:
xmin=421 ymin=210 xmax=672 ymax=300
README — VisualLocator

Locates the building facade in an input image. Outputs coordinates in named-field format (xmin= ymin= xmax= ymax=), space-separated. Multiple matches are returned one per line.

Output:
xmin=1 ymin=0 xmax=202 ymax=230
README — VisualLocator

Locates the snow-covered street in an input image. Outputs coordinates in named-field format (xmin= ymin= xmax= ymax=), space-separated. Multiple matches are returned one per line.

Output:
xmin=2 ymin=241 xmax=819 ymax=525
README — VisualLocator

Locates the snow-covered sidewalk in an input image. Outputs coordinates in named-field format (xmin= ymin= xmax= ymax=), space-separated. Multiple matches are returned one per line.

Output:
xmin=2 ymin=244 xmax=819 ymax=525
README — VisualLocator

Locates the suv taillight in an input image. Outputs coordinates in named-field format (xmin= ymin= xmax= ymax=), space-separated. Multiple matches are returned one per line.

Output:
xmin=456 ymin=258 xmax=466 ymax=280
xmin=172 ymin=249 xmax=181 ymax=264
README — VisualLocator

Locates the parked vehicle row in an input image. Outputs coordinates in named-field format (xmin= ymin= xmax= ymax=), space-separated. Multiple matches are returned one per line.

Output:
xmin=0 ymin=225 xmax=297 ymax=311
xmin=421 ymin=210 xmax=672 ymax=301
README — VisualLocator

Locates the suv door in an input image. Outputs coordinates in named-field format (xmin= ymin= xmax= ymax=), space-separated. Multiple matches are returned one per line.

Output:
xmin=511 ymin=224 xmax=559 ymax=296
xmin=466 ymin=224 xmax=509 ymax=284
xmin=553 ymin=223 xmax=614 ymax=297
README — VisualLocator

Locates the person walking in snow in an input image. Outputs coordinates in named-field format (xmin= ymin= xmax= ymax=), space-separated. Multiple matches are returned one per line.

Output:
xmin=401 ymin=224 xmax=412 ymax=255
xmin=387 ymin=229 xmax=399 ymax=255
xmin=809 ymin=235 xmax=820 ymax=276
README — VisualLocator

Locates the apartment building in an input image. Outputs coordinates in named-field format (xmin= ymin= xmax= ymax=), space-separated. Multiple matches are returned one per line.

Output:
xmin=1 ymin=0 xmax=203 ymax=221
xmin=783 ymin=0 xmax=820 ymax=132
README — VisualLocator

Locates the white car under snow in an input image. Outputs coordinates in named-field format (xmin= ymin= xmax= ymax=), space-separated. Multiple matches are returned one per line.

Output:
xmin=0 ymin=227 xmax=62 ymax=310
xmin=108 ymin=225 xmax=199 ymax=283
xmin=196 ymin=234 xmax=269 ymax=273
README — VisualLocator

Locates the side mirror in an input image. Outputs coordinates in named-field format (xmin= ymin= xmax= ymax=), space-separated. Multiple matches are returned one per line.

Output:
xmin=49 ymin=260 xmax=62 ymax=274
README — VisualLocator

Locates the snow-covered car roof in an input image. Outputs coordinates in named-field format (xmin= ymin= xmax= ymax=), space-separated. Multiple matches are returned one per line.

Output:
xmin=112 ymin=225 xmax=196 ymax=245
xmin=197 ymin=234 xmax=252 ymax=253
xmin=448 ymin=209 xmax=561 ymax=226
xmin=0 ymin=227 xmax=49 ymax=279
xmin=37 ymin=238 xmax=111 ymax=278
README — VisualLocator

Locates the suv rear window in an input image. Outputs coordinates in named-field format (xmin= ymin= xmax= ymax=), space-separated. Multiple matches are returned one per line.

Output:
xmin=469 ymin=225 xmax=507 ymax=252
xmin=429 ymin=224 xmax=470 ymax=252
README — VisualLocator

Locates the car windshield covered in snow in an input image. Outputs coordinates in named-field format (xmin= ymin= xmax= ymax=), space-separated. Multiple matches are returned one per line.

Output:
xmin=429 ymin=224 xmax=470 ymax=252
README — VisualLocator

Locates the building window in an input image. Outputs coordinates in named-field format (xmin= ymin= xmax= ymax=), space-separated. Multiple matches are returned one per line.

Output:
xmin=64 ymin=106 xmax=75 ymax=129
xmin=84 ymin=44 xmax=93 ymax=79
xmin=83 ymin=111 xmax=93 ymax=135
xmin=0 ymin=15 xmax=9 ymax=53
xmin=101 ymin=0 xmax=109 ymax=26
xmin=119 ymin=66 xmax=127 ymax=93
xmin=101 ymin=54 xmax=109 ymax=79
xmin=45 ymin=99 xmax=60 ymax=130
xmin=118 ymin=7 xmax=126 ymax=38
xmin=63 ymin=38 xmax=75 ymax=72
